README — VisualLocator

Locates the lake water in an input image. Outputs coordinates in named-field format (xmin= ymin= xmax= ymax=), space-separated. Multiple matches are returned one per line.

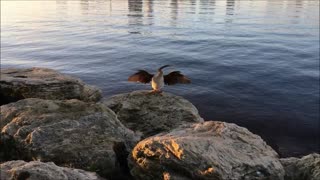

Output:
xmin=1 ymin=0 xmax=319 ymax=157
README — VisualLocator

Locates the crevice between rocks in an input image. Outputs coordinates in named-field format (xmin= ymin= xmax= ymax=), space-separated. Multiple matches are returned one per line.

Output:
xmin=113 ymin=141 xmax=134 ymax=180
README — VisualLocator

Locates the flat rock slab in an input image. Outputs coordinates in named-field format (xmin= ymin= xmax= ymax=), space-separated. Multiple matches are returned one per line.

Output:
xmin=103 ymin=90 xmax=203 ymax=138
xmin=0 ymin=160 xmax=105 ymax=180
xmin=280 ymin=153 xmax=320 ymax=180
xmin=0 ymin=67 xmax=101 ymax=105
xmin=129 ymin=121 xmax=285 ymax=180
xmin=0 ymin=98 xmax=139 ymax=179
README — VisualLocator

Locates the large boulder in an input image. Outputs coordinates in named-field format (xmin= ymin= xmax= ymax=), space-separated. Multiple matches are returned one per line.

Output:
xmin=280 ymin=153 xmax=320 ymax=180
xmin=0 ymin=98 xmax=139 ymax=179
xmin=129 ymin=121 xmax=285 ymax=180
xmin=103 ymin=90 xmax=203 ymax=138
xmin=0 ymin=160 xmax=105 ymax=180
xmin=0 ymin=68 xmax=101 ymax=105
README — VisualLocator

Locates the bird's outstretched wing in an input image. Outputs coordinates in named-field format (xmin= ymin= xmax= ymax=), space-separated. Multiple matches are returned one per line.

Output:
xmin=128 ymin=70 xmax=153 ymax=84
xmin=164 ymin=71 xmax=191 ymax=85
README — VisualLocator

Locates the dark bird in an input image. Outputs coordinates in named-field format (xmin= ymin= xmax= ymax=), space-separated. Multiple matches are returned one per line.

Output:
xmin=128 ymin=65 xmax=191 ymax=92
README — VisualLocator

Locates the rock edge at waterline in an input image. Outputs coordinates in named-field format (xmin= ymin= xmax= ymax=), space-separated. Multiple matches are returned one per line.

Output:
xmin=103 ymin=90 xmax=204 ymax=138
xmin=0 ymin=160 xmax=106 ymax=180
xmin=0 ymin=67 xmax=101 ymax=105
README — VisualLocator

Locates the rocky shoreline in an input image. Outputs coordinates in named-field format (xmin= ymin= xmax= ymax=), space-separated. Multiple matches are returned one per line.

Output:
xmin=0 ymin=67 xmax=319 ymax=180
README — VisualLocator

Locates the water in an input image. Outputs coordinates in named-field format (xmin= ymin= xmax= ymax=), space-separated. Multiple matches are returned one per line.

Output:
xmin=1 ymin=0 xmax=319 ymax=157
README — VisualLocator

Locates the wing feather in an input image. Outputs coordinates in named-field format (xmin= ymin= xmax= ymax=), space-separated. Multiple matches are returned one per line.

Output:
xmin=164 ymin=71 xmax=191 ymax=85
xmin=128 ymin=70 xmax=153 ymax=84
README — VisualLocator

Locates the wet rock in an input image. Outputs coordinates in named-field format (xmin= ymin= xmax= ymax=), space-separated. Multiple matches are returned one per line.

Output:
xmin=0 ymin=160 xmax=105 ymax=180
xmin=0 ymin=98 xmax=139 ymax=179
xmin=0 ymin=67 xmax=101 ymax=105
xmin=103 ymin=90 xmax=203 ymax=138
xmin=280 ymin=153 xmax=320 ymax=180
xmin=129 ymin=121 xmax=285 ymax=180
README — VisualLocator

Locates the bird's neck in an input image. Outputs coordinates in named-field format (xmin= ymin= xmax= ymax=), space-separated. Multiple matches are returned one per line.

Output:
xmin=156 ymin=70 xmax=163 ymax=77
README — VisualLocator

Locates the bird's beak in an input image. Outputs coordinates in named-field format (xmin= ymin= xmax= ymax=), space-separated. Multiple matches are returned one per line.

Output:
xmin=159 ymin=65 xmax=171 ymax=70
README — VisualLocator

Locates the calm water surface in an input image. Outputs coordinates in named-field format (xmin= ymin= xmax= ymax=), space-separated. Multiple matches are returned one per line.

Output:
xmin=1 ymin=0 xmax=319 ymax=157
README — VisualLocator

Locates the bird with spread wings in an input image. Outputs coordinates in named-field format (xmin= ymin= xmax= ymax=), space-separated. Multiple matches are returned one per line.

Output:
xmin=128 ymin=65 xmax=191 ymax=92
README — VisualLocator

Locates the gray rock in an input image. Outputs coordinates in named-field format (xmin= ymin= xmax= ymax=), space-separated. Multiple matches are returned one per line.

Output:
xmin=0 ymin=98 xmax=139 ymax=179
xmin=0 ymin=160 xmax=105 ymax=180
xmin=129 ymin=121 xmax=285 ymax=180
xmin=280 ymin=153 xmax=320 ymax=180
xmin=0 ymin=67 xmax=101 ymax=105
xmin=103 ymin=90 xmax=203 ymax=138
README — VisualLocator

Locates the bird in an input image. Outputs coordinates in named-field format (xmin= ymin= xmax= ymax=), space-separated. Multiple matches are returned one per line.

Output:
xmin=128 ymin=65 xmax=191 ymax=93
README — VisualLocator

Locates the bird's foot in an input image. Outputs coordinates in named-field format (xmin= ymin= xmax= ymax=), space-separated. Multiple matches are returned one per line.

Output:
xmin=148 ymin=90 xmax=157 ymax=94
xmin=156 ymin=90 xmax=163 ymax=96
xmin=148 ymin=89 xmax=163 ymax=95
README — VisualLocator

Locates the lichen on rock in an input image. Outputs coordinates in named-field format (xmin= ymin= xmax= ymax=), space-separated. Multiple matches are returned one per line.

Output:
xmin=129 ymin=121 xmax=285 ymax=180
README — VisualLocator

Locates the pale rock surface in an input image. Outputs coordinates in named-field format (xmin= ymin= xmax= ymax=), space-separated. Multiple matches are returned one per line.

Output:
xmin=129 ymin=121 xmax=285 ymax=180
xmin=0 ymin=98 xmax=139 ymax=179
xmin=0 ymin=67 xmax=101 ymax=105
xmin=280 ymin=153 xmax=320 ymax=180
xmin=0 ymin=160 xmax=105 ymax=180
xmin=103 ymin=90 xmax=203 ymax=138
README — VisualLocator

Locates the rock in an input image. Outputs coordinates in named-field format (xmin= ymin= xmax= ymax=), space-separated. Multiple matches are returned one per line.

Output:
xmin=129 ymin=121 xmax=285 ymax=180
xmin=0 ymin=67 xmax=101 ymax=105
xmin=103 ymin=90 xmax=203 ymax=138
xmin=0 ymin=98 xmax=139 ymax=179
xmin=0 ymin=160 xmax=105 ymax=180
xmin=280 ymin=153 xmax=320 ymax=180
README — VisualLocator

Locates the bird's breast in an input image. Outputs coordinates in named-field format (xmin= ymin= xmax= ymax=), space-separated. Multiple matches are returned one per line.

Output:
xmin=151 ymin=74 xmax=164 ymax=90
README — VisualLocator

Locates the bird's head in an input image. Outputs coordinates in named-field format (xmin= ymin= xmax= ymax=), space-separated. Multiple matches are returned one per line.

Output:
xmin=158 ymin=65 xmax=171 ymax=71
